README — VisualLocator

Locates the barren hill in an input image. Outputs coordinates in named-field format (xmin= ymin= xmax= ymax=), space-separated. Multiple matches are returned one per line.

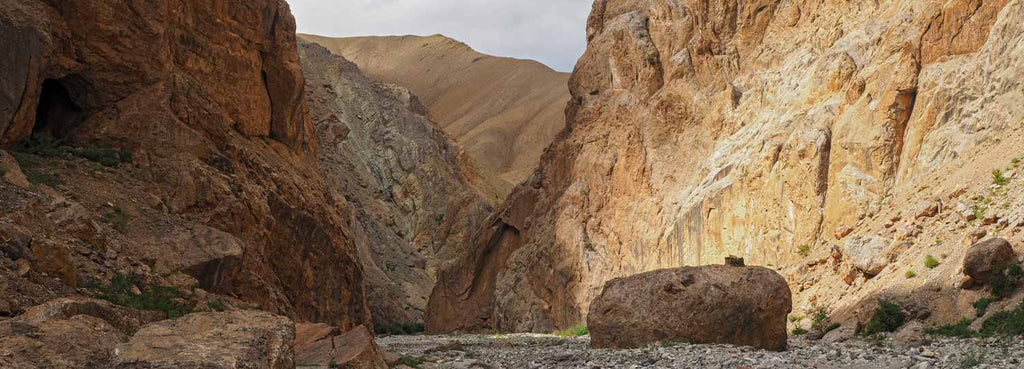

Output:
xmin=299 ymin=34 xmax=570 ymax=190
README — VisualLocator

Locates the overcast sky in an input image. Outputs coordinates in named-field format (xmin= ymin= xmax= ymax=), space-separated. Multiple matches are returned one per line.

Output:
xmin=289 ymin=0 xmax=593 ymax=72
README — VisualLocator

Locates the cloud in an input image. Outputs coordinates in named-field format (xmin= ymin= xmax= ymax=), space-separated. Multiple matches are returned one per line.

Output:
xmin=288 ymin=0 xmax=593 ymax=72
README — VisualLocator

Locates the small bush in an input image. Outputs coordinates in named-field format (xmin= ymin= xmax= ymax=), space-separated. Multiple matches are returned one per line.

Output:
xmin=927 ymin=318 xmax=974 ymax=338
xmin=824 ymin=323 xmax=841 ymax=333
xmin=103 ymin=206 xmax=132 ymax=233
xmin=973 ymin=297 xmax=995 ymax=317
xmin=327 ymin=360 xmax=339 ymax=369
xmin=797 ymin=244 xmax=811 ymax=257
xmin=990 ymin=262 xmax=1023 ymax=298
xmin=960 ymin=351 xmax=986 ymax=369
xmin=862 ymin=301 xmax=905 ymax=336
xmin=791 ymin=327 xmax=808 ymax=336
xmin=556 ymin=323 xmax=589 ymax=337
xmin=809 ymin=306 xmax=830 ymax=331
xmin=979 ymin=304 xmax=1024 ymax=337
xmin=95 ymin=273 xmax=192 ymax=319
xmin=992 ymin=169 xmax=1010 ymax=186
xmin=905 ymin=270 xmax=917 ymax=278
xmin=788 ymin=314 xmax=802 ymax=323
xmin=924 ymin=255 xmax=940 ymax=269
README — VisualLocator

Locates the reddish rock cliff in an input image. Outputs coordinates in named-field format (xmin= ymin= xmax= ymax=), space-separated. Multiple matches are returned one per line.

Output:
xmin=0 ymin=0 xmax=371 ymax=329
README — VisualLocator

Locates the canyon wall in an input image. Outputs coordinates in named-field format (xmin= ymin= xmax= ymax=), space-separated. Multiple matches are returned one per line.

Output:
xmin=0 ymin=0 xmax=371 ymax=329
xmin=299 ymin=41 xmax=494 ymax=325
xmin=429 ymin=0 xmax=1024 ymax=333
xmin=300 ymin=34 xmax=570 ymax=191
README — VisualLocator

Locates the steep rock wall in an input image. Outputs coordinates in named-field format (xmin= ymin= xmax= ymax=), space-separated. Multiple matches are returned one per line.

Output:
xmin=429 ymin=0 xmax=1024 ymax=333
xmin=0 ymin=0 xmax=371 ymax=329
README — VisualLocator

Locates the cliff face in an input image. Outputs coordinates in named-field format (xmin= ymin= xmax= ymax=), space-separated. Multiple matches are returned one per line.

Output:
xmin=298 ymin=41 xmax=493 ymax=325
xmin=299 ymin=34 xmax=570 ymax=191
xmin=429 ymin=0 xmax=1024 ymax=333
xmin=0 ymin=0 xmax=370 ymax=329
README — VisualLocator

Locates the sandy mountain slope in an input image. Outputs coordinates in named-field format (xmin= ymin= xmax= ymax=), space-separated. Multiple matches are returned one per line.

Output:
xmin=429 ymin=0 xmax=1024 ymax=335
xmin=299 ymin=34 xmax=570 ymax=191
xmin=298 ymin=40 xmax=494 ymax=326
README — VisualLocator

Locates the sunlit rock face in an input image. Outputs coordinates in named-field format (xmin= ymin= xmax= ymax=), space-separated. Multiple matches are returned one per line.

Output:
xmin=429 ymin=0 xmax=1024 ymax=333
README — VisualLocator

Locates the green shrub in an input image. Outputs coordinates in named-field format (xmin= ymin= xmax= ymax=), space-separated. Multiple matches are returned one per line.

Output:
xmin=788 ymin=314 xmax=802 ymax=323
xmin=327 ymin=360 xmax=339 ymax=369
xmin=556 ymin=323 xmax=589 ymax=337
xmin=824 ymin=323 xmax=841 ymax=333
xmin=809 ymin=306 xmax=830 ymax=331
xmin=905 ymin=270 xmax=917 ymax=278
xmin=95 ymin=273 xmax=192 ymax=319
xmin=791 ymin=327 xmax=808 ymax=336
xmin=960 ymin=351 xmax=986 ymax=369
xmin=924 ymin=255 xmax=940 ymax=269
xmin=990 ymin=262 xmax=1023 ymax=298
xmin=797 ymin=244 xmax=811 ymax=257
xmin=973 ymin=297 xmax=995 ymax=317
xmin=103 ymin=206 xmax=132 ymax=233
xmin=862 ymin=301 xmax=905 ymax=336
xmin=979 ymin=304 xmax=1024 ymax=337
xmin=74 ymin=146 xmax=133 ymax=167
xmin=926 ymin=318 xmax=974 ymax=338
xmin=992 ymin=169 xmax=1010 ymax=186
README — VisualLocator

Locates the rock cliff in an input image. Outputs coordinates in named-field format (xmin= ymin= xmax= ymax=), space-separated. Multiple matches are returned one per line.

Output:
xmin=298 ymin=41 xmax=494 ymax=326
xmin=0 ymin=0 xmax=370 ymax=329
xmin=299 ymin=34 xmax=570 ymax=190
xmin=429 ymin=0 xmax=1024 ymax=333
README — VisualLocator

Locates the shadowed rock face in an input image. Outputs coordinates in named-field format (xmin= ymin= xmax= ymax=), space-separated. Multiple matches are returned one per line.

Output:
xmin=0 ymin=0 xmax=371 ymax=329
xmin=298 ymin=41 xmax=493 ymax=326
xmin=588 ymin=265 xmax=791 ymax=351
xmin=428 ymin=0 xmax=1023 ymax=333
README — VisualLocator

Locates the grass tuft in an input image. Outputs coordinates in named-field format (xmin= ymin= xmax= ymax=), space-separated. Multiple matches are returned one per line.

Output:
xmin=924 ymin=255 xmax=940 ymax=269
xmin=960 ymin=351 xmax=986 ymax=369
xmin=927 ymin=318 xmax=974 ymax=338
xmin=556 ymin=323 xmax=589 ymax=338
xmin=791 ymin=327 xmax=808 ymax=336
xmin=905 ymin=270 xmax=917 ymax=278
xmin=797 ymin=244 xmax=811 ymax=257
xmin=992 ymin=169 xmax=1010 ymax=186
xmin=979 ymin=304 xmax=1024 ymax=337
xmin=990 ymin=262 xmax=1023 ymax=298
xmin=973 ymin=297 xmax=995 ymax=317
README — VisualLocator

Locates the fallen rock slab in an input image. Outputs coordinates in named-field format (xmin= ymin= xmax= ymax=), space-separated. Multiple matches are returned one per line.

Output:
xmin=587 ymin=265 xmax=791 ymax=351
xmin=113 ymin=311 xmax=294 ymax=369
xmin=294 ymin=323 xmax=386 ymax=369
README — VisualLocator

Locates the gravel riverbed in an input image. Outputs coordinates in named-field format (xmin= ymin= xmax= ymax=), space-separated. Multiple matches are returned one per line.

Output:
xmin=378 ymin=334 xmax=1024 ymax=368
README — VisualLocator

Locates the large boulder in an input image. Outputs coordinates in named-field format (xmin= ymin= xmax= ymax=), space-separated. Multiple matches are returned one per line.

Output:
xmin=842 ymin=235 xmax=892 ymax=276
xmin=113 ymin=311 xmax=294 ymax=369
xmin=964 ymin=238 xmax=1016 ymax=283
xmin=294 ymin=323 xmax=387 ymax=369
xmin=0 ymin=297 xmax=163 ymax=369
xmin=587 ymin=265 xmax=791 ymax=351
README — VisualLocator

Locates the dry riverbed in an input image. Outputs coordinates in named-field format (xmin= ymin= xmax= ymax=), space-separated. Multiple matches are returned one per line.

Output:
xmin=378 ymin=333 xmax=1024 ymax=369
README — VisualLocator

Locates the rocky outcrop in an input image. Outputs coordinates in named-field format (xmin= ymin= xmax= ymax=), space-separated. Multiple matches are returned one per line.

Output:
xmin=0 ymin=0 xmax=371 ymax=329
xmin=294 ymin=323 xmax=387 ymax=369
xmin=429 ymin=0 xmax=1024 ymax=333
xmin=114 ymin=311 xmax=295 ymax=369
xmin=0 ymin=297 xmax=163 ymax=368
xmin=964 ymin=238 xmax=1016 ymax=283
xmin=298 ymin=41 xmax=493 ymax=325
xmin=587 ymin=265 xmax=791 ymax=351
xmin=299 ymin=34 xmax=570 ymax=189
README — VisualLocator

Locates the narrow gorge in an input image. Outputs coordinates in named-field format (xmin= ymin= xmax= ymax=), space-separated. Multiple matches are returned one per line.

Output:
xmin=1 ymin=0 xmax=1023 ymax=368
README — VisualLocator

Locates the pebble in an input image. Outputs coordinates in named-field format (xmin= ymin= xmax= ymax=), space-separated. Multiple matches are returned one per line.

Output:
xmin=378 ymin=334 xmax=1024 ymax=369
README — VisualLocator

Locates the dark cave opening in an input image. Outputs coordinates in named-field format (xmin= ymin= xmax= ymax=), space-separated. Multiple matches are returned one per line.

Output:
xmin=33 ymin=76 xmax=88 ymax=139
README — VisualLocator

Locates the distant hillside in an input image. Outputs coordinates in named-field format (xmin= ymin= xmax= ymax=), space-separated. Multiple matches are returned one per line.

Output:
xmin=299 ymin=34 xmax=570 ymax=190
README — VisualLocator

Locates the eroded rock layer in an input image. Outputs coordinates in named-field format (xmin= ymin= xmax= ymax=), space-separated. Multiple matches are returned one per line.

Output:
xmin=429 ymin=0 xmax=1024 ymax=333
